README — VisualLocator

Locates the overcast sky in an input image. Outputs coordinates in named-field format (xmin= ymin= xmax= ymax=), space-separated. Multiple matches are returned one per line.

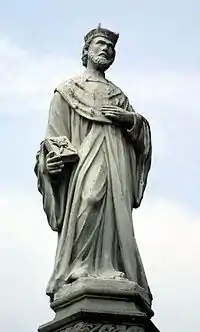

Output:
xmin=0 ymin=1 xmax=200 ymax=331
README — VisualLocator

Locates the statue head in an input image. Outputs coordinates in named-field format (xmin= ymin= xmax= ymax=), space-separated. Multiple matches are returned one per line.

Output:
xmin=82 ymin=24 xmax=119 ymax=72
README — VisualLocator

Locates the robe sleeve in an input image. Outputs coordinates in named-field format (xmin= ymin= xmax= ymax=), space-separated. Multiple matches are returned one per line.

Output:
xmin=34 ymin=91 xmax=73 ymax=232
xmin=118 ymin=96 xmax=152 ymax=208
xmin=126 ymin=104 xmax=152 ymax=208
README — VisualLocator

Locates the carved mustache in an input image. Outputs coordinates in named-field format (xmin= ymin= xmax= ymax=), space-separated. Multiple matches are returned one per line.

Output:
xmin=98 ymin=51 xmax=108 ymax=57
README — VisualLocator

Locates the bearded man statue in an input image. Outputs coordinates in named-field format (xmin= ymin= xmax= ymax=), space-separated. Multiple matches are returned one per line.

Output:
xmin=35 ymin=25 xmax=152 ymax=305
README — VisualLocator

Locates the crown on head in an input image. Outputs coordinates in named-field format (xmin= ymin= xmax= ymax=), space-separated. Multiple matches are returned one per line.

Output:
xmin=84 ymin=23 xmax=119 ymax=46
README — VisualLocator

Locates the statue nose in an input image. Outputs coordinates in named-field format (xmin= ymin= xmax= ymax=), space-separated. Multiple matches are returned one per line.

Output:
xmin=102 ymin=45 xmax=108 ymax=51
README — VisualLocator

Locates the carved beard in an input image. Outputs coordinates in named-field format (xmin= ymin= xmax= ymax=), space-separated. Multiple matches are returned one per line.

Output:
xmin=88 ymin=51 xmax=113 ymax=71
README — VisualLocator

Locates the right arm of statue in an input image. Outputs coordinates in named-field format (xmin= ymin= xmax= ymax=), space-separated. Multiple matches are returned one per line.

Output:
xmin=45 ymin=90 xmax=71 ymax=140
xmin=34 ymin=91 xmax=72 ymax=231
xmin=44 ymin=91 xmax=72 ymax=180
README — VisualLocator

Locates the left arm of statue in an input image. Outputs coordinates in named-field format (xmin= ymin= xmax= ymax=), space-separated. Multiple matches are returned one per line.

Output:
xmin=101 ymin=105 xmax=144 ymax=152
xmin=126 ymin=112 xmax=146 ymax=153
xmin=101 ymin=104 xmax=151 ymax=207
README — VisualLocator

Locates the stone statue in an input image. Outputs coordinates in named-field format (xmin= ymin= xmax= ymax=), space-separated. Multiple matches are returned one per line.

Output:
xmin=35 ymin=25 xmax=152 ymax=305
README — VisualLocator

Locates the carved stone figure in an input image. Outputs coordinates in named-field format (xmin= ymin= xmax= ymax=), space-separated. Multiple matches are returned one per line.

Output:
xmin=35 ymin=25 xmax=152 ymax=304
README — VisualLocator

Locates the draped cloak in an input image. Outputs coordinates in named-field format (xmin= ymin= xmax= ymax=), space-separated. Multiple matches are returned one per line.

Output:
xmin=35 ymin=73 xmax=152 ymax=303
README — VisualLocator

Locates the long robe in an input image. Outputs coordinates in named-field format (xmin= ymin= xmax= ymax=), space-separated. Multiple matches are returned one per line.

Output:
xmin=35 ymin=73 xmax=152 ymax=303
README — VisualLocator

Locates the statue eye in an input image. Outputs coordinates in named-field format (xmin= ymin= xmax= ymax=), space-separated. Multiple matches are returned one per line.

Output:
xmin=96 ymin=40 xmax=104 ymax=45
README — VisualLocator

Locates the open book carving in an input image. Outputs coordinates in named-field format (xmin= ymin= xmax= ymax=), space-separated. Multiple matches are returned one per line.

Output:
xmin=44 ymin=136 xmax=79 ymax=163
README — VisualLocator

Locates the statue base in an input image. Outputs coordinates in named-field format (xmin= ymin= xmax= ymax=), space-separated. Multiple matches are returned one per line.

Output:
xmin=38 ymin=278 xmax=160 ymax=332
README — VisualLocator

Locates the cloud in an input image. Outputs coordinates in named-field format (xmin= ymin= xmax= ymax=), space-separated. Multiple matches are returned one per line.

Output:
xmin=117 ymin=69 xmax=200 ymax=115
xmin=0 ymin=192 xmax=56 ymax=331
xmin=135 ymin=198 xmax=200 ymax=331
xmin=0 ymin=37 xmax=81 ymax=115
xmin=1 ymin=192 xmax=200 ymax=332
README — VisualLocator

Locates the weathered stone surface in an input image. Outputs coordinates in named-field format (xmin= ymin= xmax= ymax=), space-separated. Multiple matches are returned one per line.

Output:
xmin=39 ymin=318 xmax=159 ymax=332
xmin=50 ymin=278 xmax=153 ymax=323
xmin=38 ymin=278 xmax=159 ymax=332
xmin=35 ymin=23 xmax=152 ymax=306
xmin=56 ymin=322 xmax=145 ymax=332
xmin=36 ymin=24 xmax=159 ymax=332
xmin=53 ymin=277 xmax=152 ymax=309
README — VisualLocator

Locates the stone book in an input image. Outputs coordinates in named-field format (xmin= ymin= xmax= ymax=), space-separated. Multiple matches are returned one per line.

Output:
xmin=44 ymin=136 xmax=79 ymax=163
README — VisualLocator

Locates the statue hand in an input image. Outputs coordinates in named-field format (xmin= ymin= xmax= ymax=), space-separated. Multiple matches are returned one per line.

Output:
xmin=46 ymin=151 xmax=64 ymax=175
xmin=101 ymin=106 xmax=135 ymax=129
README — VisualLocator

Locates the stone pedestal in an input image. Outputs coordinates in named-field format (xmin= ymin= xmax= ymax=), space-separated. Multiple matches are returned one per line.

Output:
xmin=38 ymin=278 xmax=159 ymax=332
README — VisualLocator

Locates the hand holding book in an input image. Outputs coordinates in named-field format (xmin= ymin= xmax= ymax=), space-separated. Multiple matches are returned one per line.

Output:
xmin=46 ymin=151 xmax=64 ymax=175
xmin=44 ymin=136 xmax=79 ymax=175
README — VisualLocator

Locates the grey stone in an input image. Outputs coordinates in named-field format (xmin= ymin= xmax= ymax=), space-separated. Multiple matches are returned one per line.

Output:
xmin=56 ymin=323 xmax=146 ymax=332
xmin=38 ymin=278 xmax=159 ymax=332
xmin=52 ymin=278 xmax=153 ymax=319
xmin=35 ymin=24 xmax=158 ymax=332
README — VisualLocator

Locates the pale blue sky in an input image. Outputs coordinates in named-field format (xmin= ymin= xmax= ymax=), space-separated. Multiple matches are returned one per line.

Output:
xmin=0 ymin=0 xmax=199 ymax=208
xmin=0 ymin=0 xmax=199 ymax=68
xmin=0 ymin=2 xmax=200 ymax=332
